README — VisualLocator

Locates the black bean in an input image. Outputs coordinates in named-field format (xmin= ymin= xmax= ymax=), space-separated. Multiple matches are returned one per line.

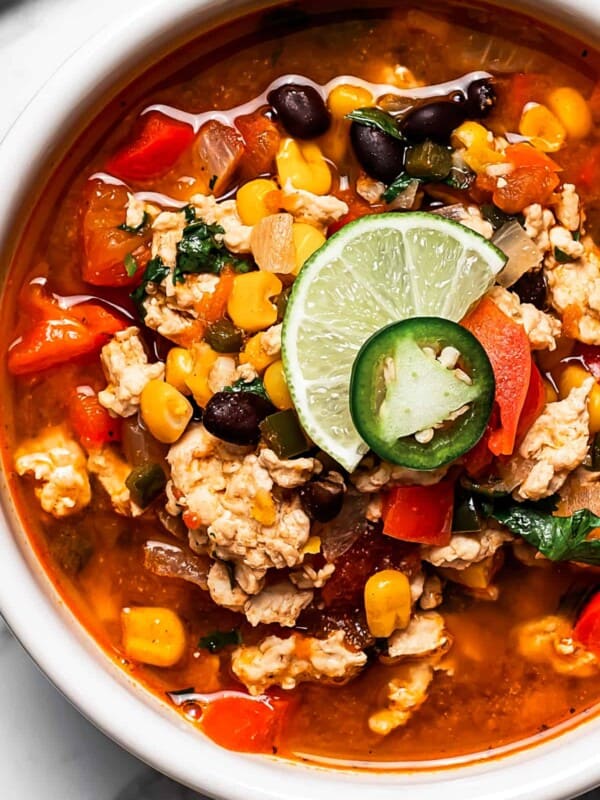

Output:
xmin=203 ymin=391 xmax=275 ymax=445
xmin=299 ymin=475 xmax=345 ymax=522
xmin=401 ymin=101 xmax=468 ymax=144
xmin=512 ymin=270 xmax=548 ymax=310
xmin=467 ymin=79 xmax=497 ymax=118
xmin=350 ymin=122 xmax=406 ymax=184
xmin=267 ymin=83 xmax=330 ymax=139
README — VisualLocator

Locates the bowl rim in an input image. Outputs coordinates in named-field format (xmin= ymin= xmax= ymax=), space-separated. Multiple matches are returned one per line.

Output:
xmin=2 ymin=0 xmax=600 ymax=797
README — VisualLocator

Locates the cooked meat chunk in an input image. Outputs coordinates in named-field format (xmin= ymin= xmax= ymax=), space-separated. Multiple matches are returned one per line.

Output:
xmin=143 ymin=274 xmax=220 ymax=346
xmin=98 ymin=327 xmax=164 ymax=417
xmin=554 ymin=183 xmax=581 ymax=232
xmin=488 ymin=285 xmax=561 ymax=350
xmin=368 ymin=663 xmax=433 ymax=735
xmin=278 ymin=181 xmax=349 ymax=230
xmin=548 ymin=225 xmax=585 ymax=261
xmin=258 ymin=448 xmax=322 ymax=488
xmin=516 ymin=615 xmax=598 ymax=678
xmin=208 ymin=356 xmax=237 ymax=394
xmin=499 ymin=380 xmax=593 ymax=501
xmin=14 ymin=426 xmax=91 ymax=518
xmin=87 ymin=447 xmax=142 ymax=517
xmin=151 ymin=210 xmax=186 ymax=266
xmin=207 ymin=560 xmax=248 ymax=611
xmin=352 ymin=459 xmax=448 ymax=493
xmin=422 ymin=528 xmax=512 ymax=570
xmin=190 ymin=193 xmax=252 ymax=253
xmin=290 ymin=562 xmax=335 ymax=589
xmin=523 ymin=203 xmax=555 ymax=252
xmin=231 ymin=630 xmax=366 ymax=695
xmin=419 ymin=574 xmax=443 ymax=610
xmin=546 ymin=245 xmax=600 ymax=344
xmin=452 ymin=204 xmax=494 ymax=239
xmin=387 ymin=612 xmax=450 ymax=659
xmin=244 ymin=581 xmax=313 ymax=627
xmin=260 ymin=323 xmax=282 ymax=357
xmin=166 ymin=425 xmax=311 ymax=571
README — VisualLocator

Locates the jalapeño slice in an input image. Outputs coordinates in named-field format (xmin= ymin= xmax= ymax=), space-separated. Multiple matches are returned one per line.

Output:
xmin=349 ymin=317 xmax=495 ymax=470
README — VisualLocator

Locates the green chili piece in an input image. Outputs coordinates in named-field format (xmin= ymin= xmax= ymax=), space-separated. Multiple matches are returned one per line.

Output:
xmin=405 ymin=140 xmax=452 ymax=181
xmin=204 ymin=319 xmax=244 ymax=353
xmin=259 ymin=409 xmax=309 ymax=458
xmin=125 ymin=463 xmax=167 ymax=508
xmin=452 ymin=491 xmax=482 ymax=533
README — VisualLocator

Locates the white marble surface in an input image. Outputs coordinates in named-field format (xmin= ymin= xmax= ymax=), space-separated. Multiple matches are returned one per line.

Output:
xmin=1 ymin=0 xmax=600 ymax=797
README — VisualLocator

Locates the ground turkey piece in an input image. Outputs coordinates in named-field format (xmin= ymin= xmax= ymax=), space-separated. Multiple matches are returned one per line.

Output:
xmin=207 ymin=560 xmax=249 ymax=611
xmin=422 ymin=528 xmax=512 ymax=570
xmin=368 ymin=663 xmax=434 ymax=735
xmin=258 ymin=448 xmax=322 ymax=488
xmin=278 ymin=181 xmax=349 ymax=230
xmin=351 ymin=459 xmax=448 ymax=493
xmin=190 ymin=193 xmax=252 ymax=253
xmin=98 ymin=327 xmax=164 ymax=417
xmin=14 ymin=426 xmax=91 ymax=518
xmin=244 ymin=581 xmax=313 ymax=627
xmin=231 ymin=631 xmax=367 ymax=695
xmin=166 ymin=425 xmax=311 ymax=571
xmin=386 ymin=612 xmax=451 ymax=659
xmin=498 ymin=379 xmax=593 ymax=501
xmin=487 ymin=285 xmax=561 ymax=350
xmin=87 ymin=446 xmax=143 ymax=517
xmin=546 ymin=245 xmax=600 ymax=343
xmin=151 ymin=210 xmax=186 ymax=266
xmin=515 ymin=615 xmax=598 ymax=678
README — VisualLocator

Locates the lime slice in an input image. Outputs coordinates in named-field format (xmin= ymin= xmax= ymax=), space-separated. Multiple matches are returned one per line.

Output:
xmin=281 ymin=212 xmax=506 ymax=471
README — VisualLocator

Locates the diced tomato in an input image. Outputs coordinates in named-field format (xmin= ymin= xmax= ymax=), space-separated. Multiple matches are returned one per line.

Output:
xmin=492 ymin=165 xmax=560 ymax=214
xmin=7 ymin=284 xmax=127 ymax=376
xmin=106 ymin=112 xmax=195 ymax=182
xmin=574 ymin=593 xmax=600 ymax=658
xmin=70 ymin=390 xmax=121 ymax=450
xmin=382 ymin=479 xmax=454 ymax=546
xmin=462 ymin=297 xmax=531 ymax=456
xmin=576 ymin=344 xmax=600 ymax=381
xmin=516 ymin=361 xmax=546 ymax=441
xmin=576 ymin=144 xmax=600 ymax=193
xmin=200 ymin=693 xmax=290 ymax=753
xmin=82 ymin=180 xmax=151 ymax=287
xmin=235 ymin=112 xmax=281 ymax=179
xmin=500 ymin=73 xmax=552 ymax=127
xmin=328 ymin=193 xmax=376 ymax=236
xmin=504 ymin=143 xmax=561 ymax=173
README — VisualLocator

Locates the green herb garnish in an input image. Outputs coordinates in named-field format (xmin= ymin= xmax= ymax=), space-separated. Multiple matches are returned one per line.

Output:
xmin=118 ymin=211 xmax=150 ymax=234
xmin=346 ymin=107 xmax=405 ymax=141
xmin=174 ymin=221 xmax=251 ymax=283
xmin=124 ymin=253 xmax=138 ymax=277
xmin=198 ymin=628 xmax=242 ymax=652
xmin=130 ymin=256 xmax=170 ymax=318
xmin=554 ymin=247 xmax=572 ymax=263
xmin=223 ymin=377 xmax=269 ymax=401
xmin=183 ymin=204 xmax=197 ymax=223
xmin=487 ymin=503 xmax=600 ymax=565
xmin=382 ymin=173 xmax=418 ymax=203
xmin=208 ymin=174 xmax=218 ymax=191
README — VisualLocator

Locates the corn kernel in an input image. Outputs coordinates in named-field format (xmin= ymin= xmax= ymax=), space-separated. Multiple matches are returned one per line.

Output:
xmin=364 ymin=569 xmax=411 ymax=638
xmin=227 ymin=271 xmax=282 ymax=333
xmin=185 ymin=342 xmax=219 ymax=407
xmin=264 ymin=360 xmax=293 ymax=410
xmin=165 ymin=347 xmax=193 ymax=395
xmin=251 ymin=488 xmax=277 ymax=526
xmin=121 ymin=606 xmax=186 ymax=667
xmin=519 ymin=103 xmax=566 ymax=152
xmin=239 ymin=332 xmax=279 ymax=373
xmin=439 ymin=555 xmax=499 ymax=589
xmin=237 ymin=178 xmax=279 ymax=226
xmin=302 ymin=535 xmax=322 ymax=555
xmin=558 ymin=364 xmax=600 ymax=433
xmin=451 ymin=121 xmax=503 ymax=173
xmin=543 ymin=379 xmax=558 ymax=404
xmin=547 ymin=87 xmax=592 ymax=140
xmin=292 ymin=222 xmax=326 ymax=275
xmin=327 ymin=84 xmax=374 ymax=119
xmin=140 ymin=379 xmax=193 ymax=444
xmin=276 ymin=138 xmax=331 ymax=195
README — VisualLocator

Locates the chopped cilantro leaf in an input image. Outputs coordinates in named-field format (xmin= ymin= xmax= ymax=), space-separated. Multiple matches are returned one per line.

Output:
xmin=118 ymin=211 xmax=150 ymax=234
xmin=173 ymin=220 xmax=252 ymax=283
xmin=130 ymin=256 xmax=170 ymax=318
xmin=198 ymin=628 xmax=242 ymax=652
xmin=223 ymin=377 xmax=269 ymax=401
xmin=554 ymin=247 xmax=572 ymax=263
xmin=346 ymin=107 xmax=404 ymax=141
xmin=124 ymin=252 xmax=138 ymax=277
xmin=382 ymin=173 xmax=419 ymax=203
xmin=183 ymin=204 xmax=196 ymax=223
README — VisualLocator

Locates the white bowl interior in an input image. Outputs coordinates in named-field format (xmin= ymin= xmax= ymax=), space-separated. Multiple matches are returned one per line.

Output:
xmin=1 ymin=0 xmax=600 ymax=797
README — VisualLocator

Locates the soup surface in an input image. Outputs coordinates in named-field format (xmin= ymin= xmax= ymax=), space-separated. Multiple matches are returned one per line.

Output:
xmin=4 ymin=0 xmax=600 ymax=767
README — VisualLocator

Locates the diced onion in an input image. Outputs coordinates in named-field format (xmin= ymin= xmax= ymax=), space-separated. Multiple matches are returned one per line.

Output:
xmin=195 ymin=120 xmax=244 ymax=196
xmin=493 ymin=220 xmax=543 ymax=287
xmin=250 ymin=212 xmax=296 ymax=274
xmin=143 ymin=540 xmax=209 ymax=590
xmin=387 ymin=179 xmax=421 ymax=210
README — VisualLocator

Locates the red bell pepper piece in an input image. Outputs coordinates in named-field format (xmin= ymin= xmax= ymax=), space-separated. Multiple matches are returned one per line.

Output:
xmin=462 ymin=406 xmax=499 ymax=477
xmin=200 ymin=692 xmax=290 ymax=753
xmin=8 ymin=285 xmax=127 ymax=376
xmin=516 ymin=361 xmax=546 ymax=442
xmin=235 ymin=112 xmax=280 ymax=179
xmin=462 ymin=297 xmax=531 ymax=456
xmin=106 ymin=112 xmax=195 ymax=182
xmin=574 ymin=593 xmax=600 ymax=658
xmin=70 ymin=390 xmax=121 ymax=450
xmin=382 ymin=479 xmax=454 ymax=546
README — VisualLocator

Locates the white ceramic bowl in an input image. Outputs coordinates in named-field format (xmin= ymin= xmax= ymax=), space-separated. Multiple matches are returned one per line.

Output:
xmin=1 ymin=1 xmax=600 ymax=797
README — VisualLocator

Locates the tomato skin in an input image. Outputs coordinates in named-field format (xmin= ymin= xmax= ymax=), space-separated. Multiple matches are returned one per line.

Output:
xmin=235 ymin=112 xmax=280 ymax=179
xmin=574 ymin=593 xmax=600 ymax=658
xmin=516 ymin=361 xmax=546 ymax=442
xmin=200 ymin=693 xmax=290 ymax=753
xmin=82 ymin=181 xmax=150 ymax=287
xmin=70 ymin=391 xmax=122 ymax=450
xmin=462 ymin=297 xmax=531 ymax=456
xmin=576 ymin=344 xmax=600 ymax=381
xmin=106 ymin=112 xmax=195 ymax=182
xmin=382 ymin=479 xmax=454 ymax=546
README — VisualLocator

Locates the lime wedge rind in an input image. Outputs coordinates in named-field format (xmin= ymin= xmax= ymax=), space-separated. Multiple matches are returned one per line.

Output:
xmin=282 ymin=212 xmax=506 ymax=472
